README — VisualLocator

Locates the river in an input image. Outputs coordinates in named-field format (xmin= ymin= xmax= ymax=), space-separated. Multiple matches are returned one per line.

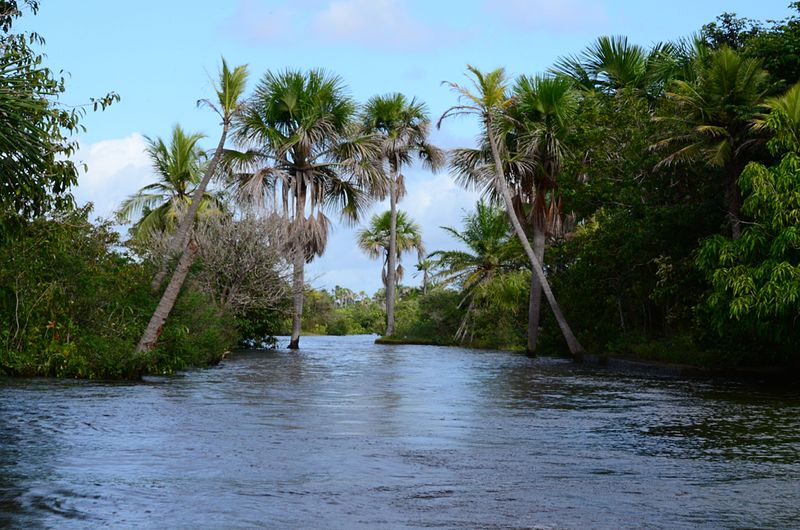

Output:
xmin=1 ymin=335 xmax=798 ymax=529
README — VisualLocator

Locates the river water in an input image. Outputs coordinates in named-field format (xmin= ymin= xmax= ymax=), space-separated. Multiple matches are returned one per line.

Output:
xmin=1 ymin=335 xmax=798 ymax=529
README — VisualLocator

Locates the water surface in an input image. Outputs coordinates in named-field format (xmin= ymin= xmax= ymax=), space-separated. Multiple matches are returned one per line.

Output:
xmin=1 ymin=335 xmax=798 ymax=528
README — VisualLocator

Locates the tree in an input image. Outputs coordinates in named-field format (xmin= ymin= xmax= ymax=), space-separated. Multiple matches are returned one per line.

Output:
xmin=511 ymin=74 xmax=579 ymax=353
xmin=695 ymin=81 xmax=800 ymax=356
xmin=414 ymin=258 xmax=435 ymax=294
xmin=440 ymin=66 xmax=584 ymax=357
xmin=429 ymin=201 xmax=519 ymax=341
xmin=552 ymin=35 xmax=673 ymax=99
xmin=149 ymin=59 xmax=248 ymax=290
xmin=654 ymin=46 xmax=770 ymax=239
xmin=0 ymin=1 xmax=117 ymax=233
xmin=357 ymin=210 xmax=424 ymax=298
xmin=232 ymin=69 xmax=380 ymax=349
xmin=117 ymin=125 xmax=226 ymax=240
xmin=361 ymin=93 xmax=444 ymax=336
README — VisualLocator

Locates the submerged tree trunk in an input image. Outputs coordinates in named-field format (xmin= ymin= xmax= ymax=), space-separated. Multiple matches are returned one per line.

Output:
xmin=288 ymin=244 xmax=305 ymax=350
xmin=485 ymin=116 xmax=584 ymax=358
xmin=136 ymin=238 xmax=199 ymax=353
xmin=385 ymin=161 xmax=398 ymax=336
xmin=526 ymin=225 xmax=546 ymax=355
xmin=151 ymin=123 xmax=229 ymax=291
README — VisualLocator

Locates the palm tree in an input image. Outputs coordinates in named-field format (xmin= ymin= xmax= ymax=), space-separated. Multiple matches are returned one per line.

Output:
xmin=118 ymin=124 xmax=225 ymax=240
xmin=231 ymin=68 xmax=380 ymax=349
xmin=511 ymin=74 xmax=579 ymax=353
xmin=654 ymin=46 xmax=769 ymax=239
xmin=357 ymin=210 xmax=424 ymax=296
xmin=439 ymin=65 xmax=584 ymax=357
xmin=134 ymin=59 xmax=247 ymax=354
xmin=361 ymin=93 xmax=444 ymax=336
xmin=414 ymin=258 xmax=435 ymax=294
xmin=429 ymin=201 xmax=519 ymax=341
xmin=149 ymin=59 xmax=248 ymax=291
xmin=553 ymin=35 xmax=673 ymax=98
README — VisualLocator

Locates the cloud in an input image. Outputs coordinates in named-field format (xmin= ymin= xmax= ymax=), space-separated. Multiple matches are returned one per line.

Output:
xmin=311 ymin=0 xmax=449 ymax=51
xmin=72 ymin=133 xmax=151 ymax=220
xmin=219 ymin=0 xmax=295 ymax=45
xmin=487 ymin=0 xmax=608 ymax=33
xmin=221 ymin=0 xmax=466 ymax=51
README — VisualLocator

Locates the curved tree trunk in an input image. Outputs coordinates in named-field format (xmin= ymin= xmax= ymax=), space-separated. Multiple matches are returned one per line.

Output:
xmin=485 ymin=116 xmax=584 ymax=358
xmin=136 ymin=237 xmax=199 ymax=353
xmin=385 ymin=160 xmax=398 ymax=336
xmin=288 ymin=250 xmax=304 ymax=349
xmin=526 ymin=225 xmax=546 ymax=355
xmin=151 ymin=123 xmax=229 ymax=291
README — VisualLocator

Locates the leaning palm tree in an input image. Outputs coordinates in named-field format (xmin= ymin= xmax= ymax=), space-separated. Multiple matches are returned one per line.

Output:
xmin=231 ymin=69 xmax=380 ymax=349
xmin=653 ymin=46 xmax=769 ymax=240
xmin=117 ymin=124 xmax=226 ymax=241
xmin=361 ymin=93 xmax=444 ymax=336
xmin=134 ymin=59 xmax=247 ymax=354
xmin=439 ymin=65 xmax=584 ymax=357
xmin=357 ymin=210 xmax=424 ymax=296
xmin=149 ymin=59 xmax=248 ymax=291
xmin=429 ymin=201 xmax=519 ymax=341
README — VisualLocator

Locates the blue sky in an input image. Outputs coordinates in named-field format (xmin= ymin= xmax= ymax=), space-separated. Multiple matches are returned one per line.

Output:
xmin=22 ymin=0 xmax=796 ymax=294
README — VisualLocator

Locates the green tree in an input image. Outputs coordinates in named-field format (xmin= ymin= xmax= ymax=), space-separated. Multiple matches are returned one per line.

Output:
xmin=0 ymin=1 xmax=117 ymax=233
xmin=654 ymin=46 xmax=770 ymax=240
xmin=361 ymin=93 xmax=444 ymax=336
xmin=117 ymin=125 xmax=225 ymax=239
xmin=232 ymin=69 xmax=380 ymax=349
xmin=357 ymin=210 xmax=424 ymax=299
xmin=440 ymin=65 xmax=584 ymax=356
xmin=511 ymin=74 xmax=579 ymax=352
xmin=696 ymin=82 xmax=800 ymax=358
xmin=429 ymin=200 xmax=520 ymax=342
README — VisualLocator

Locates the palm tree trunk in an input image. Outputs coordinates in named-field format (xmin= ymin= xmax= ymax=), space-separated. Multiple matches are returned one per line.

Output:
xmin=526 ymin=225 xmax=546 ymax=355
xmin=136 ymin=237 xmax=199 ymax=353
xmin=151 ymin=122 xmax=229 ymax=291
xmin=485 ymin=116 xmax=584 ymax=358
xmin=288 ymin=249 xmax=304 ymax=349
xmin=385 ymin=160 xmax=398 ymax=336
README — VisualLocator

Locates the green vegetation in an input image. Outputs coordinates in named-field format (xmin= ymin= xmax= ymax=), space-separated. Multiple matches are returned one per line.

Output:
xmin=2 ymin=3 xmax=799 ymax=378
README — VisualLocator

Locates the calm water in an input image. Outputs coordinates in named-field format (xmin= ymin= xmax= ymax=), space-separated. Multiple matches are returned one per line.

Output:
xmin=1 ymin=335 xmax=798 ymax=529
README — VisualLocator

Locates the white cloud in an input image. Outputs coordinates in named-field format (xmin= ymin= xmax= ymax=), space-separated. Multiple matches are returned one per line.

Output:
xmin=311 ymin=0 xmax=443 ymax=51
xmin=487 ymin=0 xmax=608 ymax=32
xmin=72 ymin=133 xmax=151 ymax=220
xmin=221 ymin=0 xmax=465 ymax=51
xmin=219 ymin=0 xmax=294 ymax=44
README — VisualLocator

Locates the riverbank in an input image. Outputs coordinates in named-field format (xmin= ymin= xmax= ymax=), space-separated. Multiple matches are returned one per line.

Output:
xmin=375 ymin=334 xmax=799 ymax=382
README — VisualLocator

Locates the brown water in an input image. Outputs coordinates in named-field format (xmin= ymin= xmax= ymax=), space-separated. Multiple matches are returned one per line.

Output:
xmin=1 ymin=335 xmax=798 ymax=529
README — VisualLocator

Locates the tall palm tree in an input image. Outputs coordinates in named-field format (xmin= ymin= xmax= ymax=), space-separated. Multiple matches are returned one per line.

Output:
xmin=439 ymin=65 xmax=584 ymax=357
xmin=149 ymin=59 xmax=248 ymax=291
xmin=429 ymin=201 xmax=518 ymax=341
xmin=654 ymin=46 xmax=769 ymax=239
xmin=134 ymin=59 xmax=247 ymax=354
xmin=118 ymin=124 xmax=225 ymax=240
xmin=231 ymin=68 xmax=380 ymax=349
xmin=361 ymin=93 xmax=444 ymax=336
xmin=512 ymin=74 xmax=579 ymax=353
xmin=357 ymin=210 xmax=424 ymax=295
